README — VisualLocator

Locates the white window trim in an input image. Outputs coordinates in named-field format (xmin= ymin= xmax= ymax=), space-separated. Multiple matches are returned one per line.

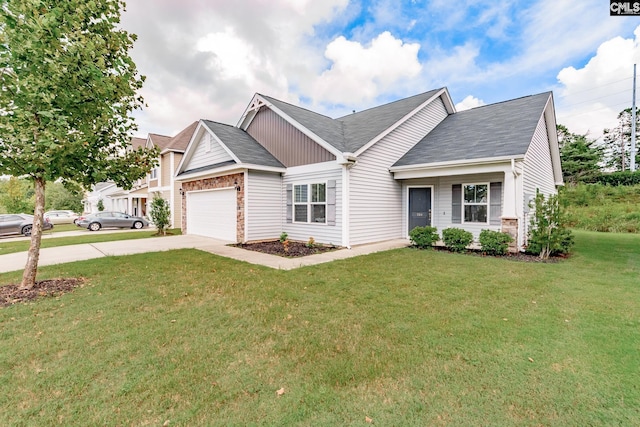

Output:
xmin=150 ymin=167 xmax=158 ymax=180
xmin=293 ymin=182 xmax=327 ymax=224
xmin=462 ymin=182 xmax=490 ymax=224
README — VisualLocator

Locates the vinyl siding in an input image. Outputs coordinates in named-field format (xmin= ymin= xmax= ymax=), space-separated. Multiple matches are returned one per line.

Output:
xmin=170 ymin=153 xmax=183 ymax=229
xmin=349 ymin=97 xmax=448 ymax=245
xmin=402 ymin=173 xmax=504 ymax=241
xmin=523 ymin=115 xmax=556 ymax=198
xmin=247 ymin=107 xmax=336 ymax=167
xmin=282 ymin=167 xmax=342 ymax=245
xmin=161 ymin=155 xmax=172 ymax=187
xmin=246 ymin=171 xmax=283 ymax=241
xmin=184 ymin=132 xmax=234 ymax=171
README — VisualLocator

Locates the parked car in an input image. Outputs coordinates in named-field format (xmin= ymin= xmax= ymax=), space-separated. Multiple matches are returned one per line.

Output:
xmin=75 ymin=211 xmax=149 ymax=231
xmin=0 ymin=213 xmax=54 ymax=237
xmin=44 ymin=210 xmax=79 ymax=224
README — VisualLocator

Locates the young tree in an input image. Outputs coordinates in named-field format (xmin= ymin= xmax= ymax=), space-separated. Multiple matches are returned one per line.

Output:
xmin=0 ymin=1 xmax=158 ymax=289
xmin=149 ymin=192 xmax=171 ymax=236
xmin=0 ymin=176 xmax=34 ymax=213
xmin=602 ymin=108 xmax=640 ymax=171
xmin=557 ymin=124 xmax=603 ymax=184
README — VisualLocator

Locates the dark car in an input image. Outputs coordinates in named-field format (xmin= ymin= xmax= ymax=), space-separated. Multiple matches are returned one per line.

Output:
xmin=75 ymin=211 xmax=149 ymax=231
xmin=0 ymin=213 xmax=54 ymax=237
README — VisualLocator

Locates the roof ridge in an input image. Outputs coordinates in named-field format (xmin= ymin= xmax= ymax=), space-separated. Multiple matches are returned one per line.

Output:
xmin=336 ymin=88 xmax=445 ymax=120
xmin=259 ymin=94 xmax=336 ymax=121
xmin=461 ymin=91 xmax=551 ymax=113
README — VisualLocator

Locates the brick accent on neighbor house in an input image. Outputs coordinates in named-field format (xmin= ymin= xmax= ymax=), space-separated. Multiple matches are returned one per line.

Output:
xmin=501 ymin=217 xmax=518 ymax=253
xmin=180 ymin=172 xmax=245 ymax=242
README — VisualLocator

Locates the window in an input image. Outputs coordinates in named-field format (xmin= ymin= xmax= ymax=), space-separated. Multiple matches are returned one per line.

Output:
xmin=150 ymin=167 xmax=158 ymax=180
xmin=463 ymin=183 xmax=488 ymax=223
xmin=293 ymin=183 xmax=326 ymax=223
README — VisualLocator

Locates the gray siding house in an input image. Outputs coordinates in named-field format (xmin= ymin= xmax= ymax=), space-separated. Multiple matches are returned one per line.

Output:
xmin=174 ymin=87 xmax=562 ymax=251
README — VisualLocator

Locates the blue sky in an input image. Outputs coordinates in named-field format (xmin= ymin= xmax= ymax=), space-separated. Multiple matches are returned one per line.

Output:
xmin=121 ymin=0 xmax=640 ymax=140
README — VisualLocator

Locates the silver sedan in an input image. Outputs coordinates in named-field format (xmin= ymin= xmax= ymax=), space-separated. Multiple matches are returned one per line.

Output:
xmin=75 ymin=211 xmax=149 ymax=231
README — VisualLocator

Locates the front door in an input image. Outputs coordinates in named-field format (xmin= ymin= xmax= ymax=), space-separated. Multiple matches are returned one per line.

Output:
xmin=409 ymin=187 xmax=432 ymax=232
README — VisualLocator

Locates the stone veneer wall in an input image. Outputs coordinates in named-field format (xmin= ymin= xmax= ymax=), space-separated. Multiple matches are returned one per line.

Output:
xmin=180 ymin=172 xmax=245 ymax=242
xmin=501 ymin=217 xmax=519 ymax=253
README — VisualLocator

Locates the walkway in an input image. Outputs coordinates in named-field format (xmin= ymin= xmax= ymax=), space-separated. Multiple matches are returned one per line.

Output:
xmin=0 ymin=234 xmax=410 ymax=274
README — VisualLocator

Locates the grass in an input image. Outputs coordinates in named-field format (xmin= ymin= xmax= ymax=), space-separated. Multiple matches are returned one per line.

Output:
xmin=561 ymin=183 xmax=640 ymax=233
xmin=0 ymin=228 xmax=182 ymax=256
xmin=0 ymin=230 xmax=638 ymax=425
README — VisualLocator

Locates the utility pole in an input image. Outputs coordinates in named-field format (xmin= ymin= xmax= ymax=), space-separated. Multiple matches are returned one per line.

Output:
xmin=632 ymin=64 xmax=637 ymax=171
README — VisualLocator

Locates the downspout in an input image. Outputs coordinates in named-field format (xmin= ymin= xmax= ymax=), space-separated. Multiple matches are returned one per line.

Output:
xmin=511 ymin=158 xmax=521 ymax=250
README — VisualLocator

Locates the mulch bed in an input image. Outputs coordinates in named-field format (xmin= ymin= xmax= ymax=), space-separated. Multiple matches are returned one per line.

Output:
xmin=0 ymin=278 xmax=85 ymax=308
xmin=232 ymin=240 xmax=341 ymax=258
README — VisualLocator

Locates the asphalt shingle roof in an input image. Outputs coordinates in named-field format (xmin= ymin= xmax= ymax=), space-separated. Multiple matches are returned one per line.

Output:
xmin=393 ymin=92 xmax=551 ymax=167
xmin=260 ymin=89 xmax=443 ymax=153
xmin=202 ymin=120 xmax=285 ymax=168
xmin=166 ymin=121 xmax=198 ymax=152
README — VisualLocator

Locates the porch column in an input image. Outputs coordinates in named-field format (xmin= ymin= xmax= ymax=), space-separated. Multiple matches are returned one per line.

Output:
xmin=501 ymin=167 xmax=519 ymax=252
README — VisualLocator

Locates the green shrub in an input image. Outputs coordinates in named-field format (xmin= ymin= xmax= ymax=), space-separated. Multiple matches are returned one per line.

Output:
xmin=279 ymin=232 xmax=288 ymax=243
xmin=150 ymin=193 xmax=171 ymax=235
xmin=409 ymin=226 xmax=439 ymax=249
xmin=442 ymin=227 xmax=473 ymax=253
xmin=527 ymin=191 xmax=574 ymax=259
xmin=479 ymin=230 xmax=513 ymax=256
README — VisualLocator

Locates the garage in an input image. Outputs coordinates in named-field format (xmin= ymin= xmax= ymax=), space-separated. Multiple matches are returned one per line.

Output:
xmin=186 ymin=188 xmax=237 ymax=241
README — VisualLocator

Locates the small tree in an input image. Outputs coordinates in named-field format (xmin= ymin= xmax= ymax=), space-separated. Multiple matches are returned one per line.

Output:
xmin=0 ymin=1 xmax=158 ymax=289
xmin=97 ymin=199 xmax=105 ymax=212
xmin=527 ymin=191 xmax=574 ymax=259
xmin=150 ymin=193 xmax=171 ymax=236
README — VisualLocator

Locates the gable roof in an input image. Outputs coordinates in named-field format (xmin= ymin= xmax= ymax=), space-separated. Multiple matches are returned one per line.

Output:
xmin=252 ymin=89 xmax=450 ymax=154
xmin=163 ymin=121 xmax=198 ymax=154
xmin=393 ymin=92 xmax=552 ymax=167
xmin=201 ymin=120 xmax=284 ymax=168
xmin=148 ymin=133 xmax=172 ymax=150
xmin=129 ymin=137 xmax=147 ymax=150
xmin=338 ymin=88 xmax=444 ymax=153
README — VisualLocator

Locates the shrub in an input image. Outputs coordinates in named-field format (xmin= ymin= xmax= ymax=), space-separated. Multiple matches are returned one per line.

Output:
xmin=150 ymin=192 xmax=171 ymax=235
xmin=442 ymin=228 xmax=473 ymax=253
xmin=97 ymin=198 xmax=104 ymax=211
xmin=279 ymin=232 xmax=288 ymax=243
xmin=527 ymin=191 xmax=574 ymax=259
xmin=409 ymin=226 xmax=439 ymax=249
xmin=479 ymin=230 xmax=513 ymax=256
xmin=307 ymin=237 xmax=315 ymax=248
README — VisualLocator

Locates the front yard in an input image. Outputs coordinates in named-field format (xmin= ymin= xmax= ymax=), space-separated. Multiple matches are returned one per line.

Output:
xmin=0 ymin=231 xmax=638 ymax=425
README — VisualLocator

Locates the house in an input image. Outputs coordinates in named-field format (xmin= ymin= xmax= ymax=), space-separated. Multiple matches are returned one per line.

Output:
xmin=174 ymin=87 xmax=562 ymax=251
xmin=145 ymin=123 xmax=198 ymax=228
xmin=82 ymin=137 xmax=150 ymax=216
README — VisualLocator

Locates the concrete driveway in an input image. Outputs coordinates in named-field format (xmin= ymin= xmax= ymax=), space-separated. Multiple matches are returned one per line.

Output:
xmin=0 ymin=233 xmax=410 ymax=274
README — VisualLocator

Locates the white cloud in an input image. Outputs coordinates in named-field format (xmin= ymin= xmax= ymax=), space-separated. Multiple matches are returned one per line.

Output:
xmin=310 ymin=32 xmax=422 ymax=105
xmin=455 ymin=95 xmax=485 ymax=111
xmin=556 ymin=25 xmax=640 ymax=139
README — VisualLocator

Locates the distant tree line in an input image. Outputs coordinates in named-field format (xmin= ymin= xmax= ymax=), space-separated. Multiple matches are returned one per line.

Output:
xmin=559 ymin=107 xmax=640 ymax=185
xmin=0 ymin=177 xmax=84 ymax=214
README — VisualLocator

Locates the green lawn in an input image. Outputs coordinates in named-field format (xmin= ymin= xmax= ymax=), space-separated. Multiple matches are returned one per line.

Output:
xmin=0 ymin=231 xmax=638 ymax=425
xmin=0 ymin=228 xmax=181 ymax=256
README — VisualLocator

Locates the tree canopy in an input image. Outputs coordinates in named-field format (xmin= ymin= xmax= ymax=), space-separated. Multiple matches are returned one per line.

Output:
xmin=602 ymin=108 xmax=640 ymax=172
xmin=557 ymin=124 xmax=603 ymax=184
xmin=0 ymin=0 xmax=158 ymax=289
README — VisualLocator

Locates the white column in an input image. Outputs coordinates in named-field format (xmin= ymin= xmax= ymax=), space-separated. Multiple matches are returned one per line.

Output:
xmin=502 ymin=169 xmax=517 ymax=219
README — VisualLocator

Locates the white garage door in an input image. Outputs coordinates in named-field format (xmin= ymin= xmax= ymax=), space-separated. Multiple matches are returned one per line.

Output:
xmin=186 ymin=189 xmax=237 ymax=241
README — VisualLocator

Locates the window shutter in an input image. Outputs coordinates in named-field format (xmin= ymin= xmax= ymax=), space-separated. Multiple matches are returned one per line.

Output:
xmin=286 ymin=184 xmax=292 ymax=223
xmin=327 ymin=180 xmax=336 ymax=226
xmin=490 ymin=182 xmax=502 ymax=226
xmin=451 ymin=184 xmax=462 ymax=224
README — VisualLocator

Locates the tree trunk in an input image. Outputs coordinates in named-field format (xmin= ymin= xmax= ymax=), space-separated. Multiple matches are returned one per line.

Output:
xmin=20 ymin=178 xmax=46 ymax=290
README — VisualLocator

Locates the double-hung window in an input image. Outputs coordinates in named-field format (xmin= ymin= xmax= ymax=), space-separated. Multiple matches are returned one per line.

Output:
xmin=463 ymin=183 xmax=488 ymax=223
xmin=150 ymin=167 xmax=158 ymax=180
xmin=294 ymin=183 xmax=326 ymax=223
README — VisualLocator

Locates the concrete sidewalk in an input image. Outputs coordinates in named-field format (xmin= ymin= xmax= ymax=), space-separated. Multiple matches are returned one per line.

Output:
xmin=0 ymin=235 xmax=410 ymax=274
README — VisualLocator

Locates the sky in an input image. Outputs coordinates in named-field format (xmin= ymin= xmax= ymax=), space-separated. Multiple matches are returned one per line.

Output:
xmin=119 ymin=0 xmax=640 ymax=142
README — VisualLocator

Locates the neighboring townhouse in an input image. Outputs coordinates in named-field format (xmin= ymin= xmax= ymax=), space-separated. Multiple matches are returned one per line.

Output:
xmin=82 ymin=137 xmax=149 ymax=215
xmin=171 ymin=87 xmax=561 ymax=252
xmin=146 ymin=123 xmax=198 ymax=228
